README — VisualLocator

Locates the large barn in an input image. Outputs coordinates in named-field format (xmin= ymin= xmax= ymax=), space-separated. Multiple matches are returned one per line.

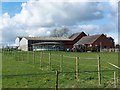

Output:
xmin=15 ymin=32 xmax=115 ymax=51
xmin=15 ymin=32 xmax=87 ymax=51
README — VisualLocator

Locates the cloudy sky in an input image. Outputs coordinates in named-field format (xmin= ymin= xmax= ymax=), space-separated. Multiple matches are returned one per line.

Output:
xmin=1 ymin=0 xmax=119 ymax=46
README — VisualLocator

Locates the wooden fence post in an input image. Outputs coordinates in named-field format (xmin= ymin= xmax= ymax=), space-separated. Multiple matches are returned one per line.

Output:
xmin=13 ymin=50 xmax=14 ymax=60
xmin=60 ymin=54 xmax=63 ymax=72
xmin=117 ymin=76 xmax=119 ymax=88
xmin=76 ymin=56 xmax=79 ymax=81
xmin=33 ymin=51 xmax=35 ymax=64
xmin=27 ymin=51 xmax=29 ymax=62
xmin=114 ymin=71 xmax=116 ymax=88
xmin=14 ymin=50 xmax=16 ymax=61
xmin=49 ymin=53 xmax=51 ymax=70
xmin=22 ymin=52 xmax=24 ymax=61
xmin=20 ymin=51 xmax=23 ymax=61
xmin=40 ymin=51 xmax=43 ymax=67
xmin=18 ymin=51 xmax=19 ymax=61
xmin=55 ymin=71 xmax=59 ymax=90
xmin=8 ymin=49 xmax=9 ymax=55
xmin=97 ymin=54 xmax=101 ymax=85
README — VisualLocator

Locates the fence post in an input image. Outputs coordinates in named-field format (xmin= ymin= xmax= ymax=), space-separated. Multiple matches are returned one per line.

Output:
xmin=13 ymin=50 xmax=17 ymax=61
xmin=114 ymin=71 xmax=117 ymax=88
xmin=76 ymin=56 xmax=79 ymax=81
xmin=33 ymin=51 xmax=35 ymax=64
xmin=20 ymin=51 xmax=23 ymax=61
xmin=49 ymin=53 xmax=51 ymax=70
xmin=97 ymin=54 xmax=101 ymax=85
xmin=22 ymin=51 xmax=24 ymax=61
xmin=60 ymin=54 xmax=63 ymax=73
xmin=40 ymin=51 xmax=43 ymax=67
xmin=55 ymin=71 xmax=59 ymax=90
xmin=14 ymin=50 xmax=16 ymax=61
xmin=27 ymin=51 xmax=29 ymax=63
xmin=18 ymin=51 xmax=20 ymax=61
xmin=117 ymin=76 xmax=119 ymax=88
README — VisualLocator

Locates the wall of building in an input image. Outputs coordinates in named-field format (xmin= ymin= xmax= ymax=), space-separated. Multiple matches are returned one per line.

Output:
xmin=93 ymin=34 xmax=114 ymax=48
xmin=63 ymin=32 xmax=87 ymax=50
xmin=72 ymin=32 xmax=87 ymax=44
xmin=19 ymin=38 xmax=28 ymax=51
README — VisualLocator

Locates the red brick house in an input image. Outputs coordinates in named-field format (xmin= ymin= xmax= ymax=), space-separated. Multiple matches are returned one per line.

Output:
xmin=74 ymin=34 xmax=115 ymax=52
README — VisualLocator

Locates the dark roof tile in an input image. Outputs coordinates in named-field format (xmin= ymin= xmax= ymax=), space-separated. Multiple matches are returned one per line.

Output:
xmin=75 ymin=34 xmax=102 ymax=45
xmin=69 ymin=32 xmax=83 ymax=40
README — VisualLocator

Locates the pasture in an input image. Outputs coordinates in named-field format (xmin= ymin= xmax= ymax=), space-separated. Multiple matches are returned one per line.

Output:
xmin=2 ymin=50 xmax=119 ymax=88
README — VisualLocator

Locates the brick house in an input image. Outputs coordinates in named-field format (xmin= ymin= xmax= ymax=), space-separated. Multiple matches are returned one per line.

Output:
xmin=74 ymin=34 xmax=115 ymax=52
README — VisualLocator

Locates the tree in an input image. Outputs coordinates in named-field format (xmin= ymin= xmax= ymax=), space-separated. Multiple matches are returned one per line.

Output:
xmin=50 ymin=27 xmax=70 ymax=37
xmin=115 ymin=44 xmax=120 ymax=48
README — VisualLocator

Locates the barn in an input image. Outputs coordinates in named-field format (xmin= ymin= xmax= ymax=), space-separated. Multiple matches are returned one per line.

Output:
xmin=15 ymin=32 xmax=87 ymax=51
xmin=74 ymin=34 xmax=115 ymax=52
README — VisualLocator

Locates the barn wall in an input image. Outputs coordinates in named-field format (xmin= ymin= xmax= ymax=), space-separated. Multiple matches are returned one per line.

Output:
xmin=72 ymin=32 xmax=87 ymax=44
xmin=20 ymin=38 xmax=28 ymax=51
xmin=63 ymin=32 xmax=87 ymax=50
xmin=93 ymin=34 xmax=114 ymax=48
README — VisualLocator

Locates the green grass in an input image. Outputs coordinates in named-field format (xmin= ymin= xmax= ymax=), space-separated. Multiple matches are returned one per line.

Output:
xmin=2 ymin=51 xmax=119 ymax=88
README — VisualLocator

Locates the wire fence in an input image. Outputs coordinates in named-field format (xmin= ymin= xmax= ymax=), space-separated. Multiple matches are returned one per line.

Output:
xmin=2 ymin=49 xmax=120 ymax=88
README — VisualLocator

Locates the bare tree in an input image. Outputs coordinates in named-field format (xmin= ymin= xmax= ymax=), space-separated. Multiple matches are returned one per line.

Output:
xmin=51 ymin=27 xmax=70 ymax=37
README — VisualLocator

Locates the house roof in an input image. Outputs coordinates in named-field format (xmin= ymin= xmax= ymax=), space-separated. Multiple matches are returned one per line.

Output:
xmin=75 ymin=34 xmax=103 ymax=45
xmin=69 ymin=32 xmax=84 ymax=40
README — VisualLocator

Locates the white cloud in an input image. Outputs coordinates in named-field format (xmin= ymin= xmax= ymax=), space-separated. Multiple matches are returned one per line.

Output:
xmin=1 ymin=0 xmax=118 ymax=45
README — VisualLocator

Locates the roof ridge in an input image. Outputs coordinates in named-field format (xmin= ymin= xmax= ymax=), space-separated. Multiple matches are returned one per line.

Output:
xmin=69 ymin=32 xmax=82 ymax=40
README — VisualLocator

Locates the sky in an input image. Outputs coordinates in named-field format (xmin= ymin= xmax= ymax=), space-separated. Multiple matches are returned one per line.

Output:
xmin=0 ymin=0 xmax=119 ymax=46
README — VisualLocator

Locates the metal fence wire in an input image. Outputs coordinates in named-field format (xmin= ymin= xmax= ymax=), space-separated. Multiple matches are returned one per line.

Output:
xmin=2 ymin=50 xmax=119 ymax=88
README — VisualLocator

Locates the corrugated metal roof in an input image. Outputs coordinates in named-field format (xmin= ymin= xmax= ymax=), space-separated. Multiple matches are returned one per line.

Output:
xmin=75 ymin=34 xmax=102 ymax=45
xmin=24 ymin=37 xmax=71 ymax=41
xmin=17 ymin=32 xmax=85 ymax=41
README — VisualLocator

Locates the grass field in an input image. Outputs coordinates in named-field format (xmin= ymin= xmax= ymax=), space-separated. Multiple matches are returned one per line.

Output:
xmin=2 ymin=51 xmax=119 ymax=88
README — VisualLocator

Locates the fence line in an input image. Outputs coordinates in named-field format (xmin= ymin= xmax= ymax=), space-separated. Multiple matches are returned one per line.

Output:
xmin=79 ymin=58 xmax=97 ymax=60
xmin=51 ymin=53 xmax=60 ymax=56
xmin=51 ymin=59 xmax=60 ymax=63
xmin=62 ymin=61 xmax=75 ymax=65
xmin=63 ymin=55 xmax=76 ymax=59
xmin=2 ymin=69 xmax=116 ymax=77
xmin=101 ymin=65 xmax=113 ymax=70
xmin=79 ymin=64 xmax=98 ymax=67
xmin=2 ymin=50 xmax=119 ymax=88
xmin=102 ymin=75 xmax=113 ymax=79
xmin=107 ymin=62 xmax=120 ymax=70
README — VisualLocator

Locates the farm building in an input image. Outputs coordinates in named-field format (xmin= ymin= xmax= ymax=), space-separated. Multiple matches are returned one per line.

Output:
xmin=15 ymin=32 xmax=87 ymax=51
xmin=74 ymin=34 xmax=115 ymax=52
xmin=15 ymin=32 xmax=115 ymax=52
